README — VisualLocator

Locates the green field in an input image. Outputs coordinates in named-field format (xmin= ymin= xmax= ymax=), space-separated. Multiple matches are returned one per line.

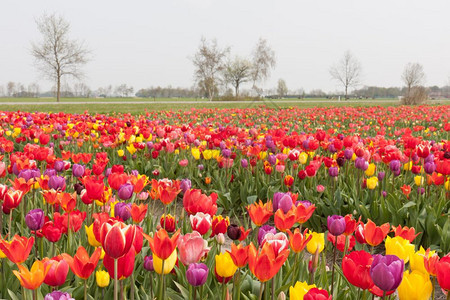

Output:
xmin=0 ymin=97 xmax=448 ymax=114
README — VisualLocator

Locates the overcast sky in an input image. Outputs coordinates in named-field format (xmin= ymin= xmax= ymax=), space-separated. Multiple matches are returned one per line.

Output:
xmin=1 ymin=0 xmax=449 ymax=93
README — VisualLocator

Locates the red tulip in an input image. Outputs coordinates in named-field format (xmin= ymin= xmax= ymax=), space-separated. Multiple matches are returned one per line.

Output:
xmin=0 ymin=235 xmax=34 ymax=264
xmin=3 ymin=189 xmax=24 ymax=213
xmin=131 ymin=203 xmax=148 ymax=223
xmin=342 ymin=250 xmax=374 ymax=290
xmin=287 ymin=228 xmax=312 ymax=253
xmin=436 ymin=254 xmax=450 ymax=291
xmin=103 ymin=246 xmax=135 ymax=280
xmin=363 ymin=219 xmax=389 ymax=246
xmin=183 ymin=189 xmax=218 ymax=216
xmin=62 ymin=246 xmax=101 ymax=279
xmin=100 ymin=222 xmax=136 ymax=259
xmin=392 ymin=225 xmax=420 ymax=243
xmin=42 ymin=221 xmax=62 ymax=243
xmin=144 ymin=228 xmax=180 ymax=260
xmin=43 ymin=257 xmax=69 ymax=286
xmin=190 ymin=212 xmax=211 ymax=235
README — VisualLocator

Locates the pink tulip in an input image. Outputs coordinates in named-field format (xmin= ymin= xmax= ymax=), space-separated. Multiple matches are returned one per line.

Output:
xmin=177 ymin=231 xmax=210 ymax=265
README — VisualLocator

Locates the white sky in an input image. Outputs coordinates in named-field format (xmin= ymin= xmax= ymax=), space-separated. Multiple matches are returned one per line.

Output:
xmin=1 ymin=0 xmax=450 ymax=93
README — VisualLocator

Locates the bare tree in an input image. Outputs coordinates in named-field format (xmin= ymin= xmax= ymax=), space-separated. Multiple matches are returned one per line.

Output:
xmin=402 ymin=63 xmax=425 ymax=96
xmin=6 ymin=82 xmax=16 ymax=97
xmin=31 ymin=13 xmax=90 ymax=102
xmin=223 ymin=56 xmax=252 ymax=98
xmin=192 ymin=38 xmax=229 ymax=101
xmin=330 ymin=50 xmax=362 ymax=99
xmin=277 ymin=79 xmax=288 ymax=98
xmin=251 ymin=38 xmax=276 ymax=96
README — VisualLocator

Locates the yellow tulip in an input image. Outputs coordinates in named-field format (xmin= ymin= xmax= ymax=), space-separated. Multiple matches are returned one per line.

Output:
xmin=403 ymin=162 xmax=412 ymax=171
xmin=215 ymin=252 xmax=237 ymax=278
xmin=365 ymin=163 xmax=376 ymax=176
xmin=153 ymin=250 xmax=177 ymax=275
xmin=414 ymin=176 xmax=424 ymax=186
xmin=366 ymin=176 xmax=378 ymax=190
xmin=117 ymin=149 xmax=124 ymax=157
xmin=410 ymin=247 xmax=436 ymax=275
xmin=96 ymin=270 xmax=110 ymax=287
xmin=126 ymin=144 xmax=137 ymax=155
xmin=299 ymin=152 xmax=308 ymax=165
xmin=191 ymin=148 xmax=201 ymax=160
xmin=202 ymin=150 xmax=212 ymax=160
xmin=290 ymin=281 xmax=316 ymax=300
xmin=85 ymin=224 xmax=101 ymax=247
xmin=385 ymin=236 xmax=414 ymax=263
xmin=397 ymin=270 xmax=432 ymax=300
xmin=445 ymin=180 xmax=449 ymax=191
xmin=306 ymin=231 xmax=325 ymax=254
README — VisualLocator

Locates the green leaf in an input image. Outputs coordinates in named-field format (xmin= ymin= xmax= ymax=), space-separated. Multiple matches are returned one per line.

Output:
xmin=8 ymin=289 xmax=20 ymax=300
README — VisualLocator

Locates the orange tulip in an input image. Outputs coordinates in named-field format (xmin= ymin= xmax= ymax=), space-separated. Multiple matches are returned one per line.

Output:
xmin=0 ymin=235 xmax=34 ymax=264
xmin=42 ymin=189 xmax=60 ymax=205
xmin=294 ymin=203 xmax=316 ymax=224
xmin=227 ymin=243 xmax=250 ymax=268
xmin=13 ymin=260 xmax=50 ymax=290
xmin=144 ymin=228 xmax=180 ymax=260
xmin=61 ymin=246 xmax=102 ymax=279
xmin=130 ymin=175 xmax=148 ymax=194
xmin=400 ymin=184 xmax=411 ymax=198
xmin=287 ymin=228 xmax=312 ymax=253
xmin=274 ymin=208 xmax=297 ymax=232
xmin=392 ymin=225 xmax=420 ymax=243
xmin=130 ymin=203 xmax=148 ymax=223
xmin=424 ymin=248 xmax=439 ymax=276
xmin=36 ymin=175 xmax=50 ymax=190
xmin=248 ymin=241 xmax=290 ymax=282
xmin=10 ymin=177 xmax=34 ymax=194
xmin=59 ymin=192 xmax=77 ymax=213
xmin=247 ymin=200 xmax=273 ymax=226
xmin=363 ymin=219 xmax=390 ymax=246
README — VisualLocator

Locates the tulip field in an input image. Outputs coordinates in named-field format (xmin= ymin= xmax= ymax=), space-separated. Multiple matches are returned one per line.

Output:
xmin=0 ymin=105 xmax=449 ymax=300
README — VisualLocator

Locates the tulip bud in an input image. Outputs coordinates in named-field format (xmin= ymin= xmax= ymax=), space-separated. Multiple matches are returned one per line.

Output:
xmin=143 ymin=255 xmax=154 ymax=272
xmin=227 ymin=224 xmax=241 ymax=241
xmin=96 ymin=270 xmax=110 ymax=288
xmin=215 ymin=233 xmax=225 ymax=245
xmin=277 ymin=292 xmax=286 ymax=300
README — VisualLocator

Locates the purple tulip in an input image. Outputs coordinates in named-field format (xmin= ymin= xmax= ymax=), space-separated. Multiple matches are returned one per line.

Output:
xmin=424 ymin=154 xmax=434 ymax=164
xmin=327 ymin=215 xmax=346 ymax=236
xmin=114 ymin=202 xmax=132 ymax=221
xmin=44 ymin=169 xmax=57 ymax=177
xmin=12 ymin=163 xmax=20 ymax=176
xmin=18 ymin=169 xmax=33 ymax=181
xmin=344 ymin=148 xmax=353 ymax=160
xmin=417 ymin=187 xmax=425 ymax=195
xmin=389 ymin=160 xmax=401 ymax=173
xmin=222 ymin=148 xmax=231 ymax=158
xmin=377 ymin=171 xmax=385 ymax=181
xmin=72 ymin=164 xmax=85 ymax=178
xmin=31 ymin=168 xmax=41 ymax=179
xmin=240 ymin=159 xmax=248 ymax=168
xmin=180 ymin=179 xmax=192 ymax=193
xmin=273 ymin=192 xmax=293 ymax=213
xmin=328 ymin=167 xmax=339 ymax=177
xmin=424 ymin=162 xmax=435 ymax=174
xmin=296 ymin=200 xmax=312 ymax=208
xmin=48 ymin=175 xmax=66 ymax=191
xmin=258 ymin=225 xmax=276 ymax=245
xmin=370 ymin=254 xmax=404 ymax=292
xmin=328 ymin=143 xmax=337 ymax=153
xmin=355 ymin=157 xmax=368 ymax=170
xmin=268 ymin=155 xmax=277 ymax=166
xmin=25 ymin=209 xmax=45 ymax=231
xmin=198 ymin=164 xmax=204 ymax=171
xmin=54 ymin=161 xmax=65 ymax=172
xmin=186 ymin=263 xmax=208 ymax=286
xmin=117 ymin=183 xmax=133 ymax=200
xmin=302 ymin=139 xmax=310 ymax=150
xmin=44 ymin=291 xmax=74 ymax=300
xmin=143 ymin=255 xmax=154 ymax=271
xmin=131 ymin=170 xmax=139 ymax=176
xmin=382 ymin=190 xmax=387 ymax=198
xmin=105 ymin=167 xmax=112 ymax=178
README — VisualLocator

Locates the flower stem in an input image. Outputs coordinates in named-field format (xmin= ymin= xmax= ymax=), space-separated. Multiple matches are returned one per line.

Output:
xmin=258 ymin=281 xmax=264 ymax=300
xmin=330 ymin=244 xmax=337 ymax=296
xmin=84 ymin=279 xmax=87 ymax=300
xmin=222 ymin=282 xmax=227 ymax=300
xmin=114 ymin=258 xmax=118 ymax=300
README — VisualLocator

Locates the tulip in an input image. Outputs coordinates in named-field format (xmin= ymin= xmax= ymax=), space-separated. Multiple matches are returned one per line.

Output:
xmin=327 ymin=215 xmax=346 ymax=236
xmin=42 ymin=221 xmax=62 ymax=243
xmin=294 ymin=202 xmax=316 ymax=224
xmin=423 ymin=248 xmax=439 ymax=276
xmin=392 ymin=225 xmax=420 ymax=243
xmin=160 ymin=214 xmax=176 ymax=232
xmin=72 ymin=164 xmax=85 ymax=177
xmin=143 ymin=255 xmax=154 ymax=272
xmin=409 ymin=247 xmax=436 ymax=275
xmin=25 ymin=208 xmax=45 ymax=231
xmin=0 ymin=235 xmax=34 ymax=264
xmin=43 ymin=258 xmax=69 ymax=287
xmin=287 ymin=228 xmax=312 ymax=253
xmin=183 ymin=189 xmax=218 ymax=215
xmin=385 ymin=236 xmax=414 ymax=263
xmin=305 ymin=231 xmax=324 ymax=254
xmin=273 ymin=192 xmax=293 ymax=213
xmin=227 ymin=224 xmax=241 ymax=240
xmin=96 ymin=270 xmax=110 ymax=287
xmin=177 ymin=231 xmax=209 ymax=265
xmin=303 ymin=288 xmax=331 ymax=300
xmin=144 ymin=228 xmax=180 ymax=260
xmin=227 ymin=243 xmax=250 ymax=268
xmin=48 ymin=175 xmax=66 ymax=191
xmin=327 ymin=233 xmax=356 ymax=252
xmin=397 ymin=270 xmax=432 ymax=300
xmin=3 ymin=189 xmax=24 ymax=213
xmin=248 ymin=241 xmax=290 ymax=283
xmin=61 ymin=246 xmax=102 ymax=279
xmin=153 ymin=249 xmax=177 ymax=274
xmin=247 ymin=200 xmax=273 ymax=226
xmin=363 ymin=219 xmax=390 ymax=246
xmin=290 ymin=281 xmax=316 ymax=300
xmin=274 ymin=208 xmax=297 ymax=232
xmin=118 ymin=183 xmax=133 ymax=200
xmin=131 ymin=203 xmax=148 ymax=223
xmin=186 ymin=263 xmax=208 ymax=286
xmin=370 ymin=254 xmax=404 ymax=292
xmin=258 ymin=225 xmax=277 ymax=245
xmin=190 ymin=212 xmax=212 ymax=235
xmin=59 ymin=192 xmax=77 ymax=213
xmin=215 ymin=252 xmax=238 ymax=283
xmin=44 ymin=291 xmax=74 ymax=300
xmin=114 ymin=202 xmax=131 ymax=221
xmin=103 ymin=246 xmax=135 ymax=280
xmin=211 ymin=215 xmax=230 ymax=237
xmin=13 ymin=260 xmax=50 ymax=290
xmin=84 ymin=177 xmax=104 ymax=201
xmin=436 ymin=254 xmax=450 ymax=292
xmin=100 ymin=222 xmax=136 ymax=259
xmin=179 ymin=178 xmax=192 ymax=193
xmin=342 ymin=250 xmax=374 ymax=290
xmin=366 ymin=176 xmax=378 ymax=189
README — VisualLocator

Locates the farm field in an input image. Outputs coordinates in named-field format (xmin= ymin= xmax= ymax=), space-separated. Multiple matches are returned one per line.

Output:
xmin=0 ymin=105 xmax=448 ymax=300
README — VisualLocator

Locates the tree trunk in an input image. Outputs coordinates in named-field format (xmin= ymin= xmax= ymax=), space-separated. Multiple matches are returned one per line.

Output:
xmin=345 ymin=86 xmax=348 ymax=100
xmin=57 ymin=76 xmax=61 ymax=102
xmin=235 ymin=83 xmax=239 ymax=99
